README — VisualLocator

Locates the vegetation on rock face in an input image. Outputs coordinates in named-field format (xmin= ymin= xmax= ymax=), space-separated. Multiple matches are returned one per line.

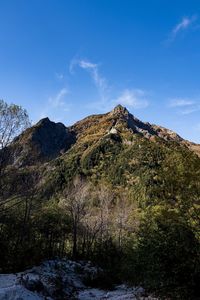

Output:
xmin=0 ymin=102 xmax=200 ymax=299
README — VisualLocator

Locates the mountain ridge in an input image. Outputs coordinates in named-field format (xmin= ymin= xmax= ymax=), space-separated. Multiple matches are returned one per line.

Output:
xmin=1 ymin=104 xmax=199 ymax=169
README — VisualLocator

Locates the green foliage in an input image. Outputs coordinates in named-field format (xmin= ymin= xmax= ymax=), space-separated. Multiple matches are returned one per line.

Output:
xmin=80 ymin=135 xmax=122 ymax=176
xmin=126 ymin=207 xmax=200 ymax=299
xmin=0 ymin=199 xmax=71 ymax=272
xmin=1 ymin=109 xmax=200 ymax=299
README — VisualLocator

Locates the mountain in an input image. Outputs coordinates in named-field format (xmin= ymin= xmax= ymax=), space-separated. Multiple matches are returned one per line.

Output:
xmin=1 ymin=104 xmax=199 ymax=169
xmin=1 ymin=104 xmax=200 ymax=201
xmin=0 ymin=105 xmax=200 ymax=300
xmin=0 ymin=117 xmax=75 ymax=167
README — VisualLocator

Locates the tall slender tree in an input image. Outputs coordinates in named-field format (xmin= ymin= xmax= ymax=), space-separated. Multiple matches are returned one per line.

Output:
xmin=0 ymin=99 xmax=30 ymax=149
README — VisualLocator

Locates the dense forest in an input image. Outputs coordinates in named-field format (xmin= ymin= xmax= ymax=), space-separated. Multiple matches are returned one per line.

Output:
xmin=0 ymin=100 xmax=200 ymax=299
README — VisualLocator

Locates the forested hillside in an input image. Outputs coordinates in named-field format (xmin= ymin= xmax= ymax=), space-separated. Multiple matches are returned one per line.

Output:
xmin=0 ymin=104 xmax=200 ymax=299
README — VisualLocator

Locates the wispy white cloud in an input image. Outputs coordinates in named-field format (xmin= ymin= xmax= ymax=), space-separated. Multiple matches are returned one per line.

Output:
xmin=180 ymin=106 xmax=200 ymax=115
xmin=40 ymin=88 xmax=70 ymax=122
xmin=165 ymin=15 xmax=197 ymax=44
xmin=113 ymin=89 xmax=149 ymax=109
xmin=48 ymin=88 xmax=69 ymax=109
xmin=173 ymin=16 xmax=195 ymax=35
xmin=70 ymin=58 xmax=150 ymax=112
xmin=168 ymin=97 xmax=200 ymax=115
xmin=70 ymin=59 xmax=107 ymax=99
xmin=169 ymin=98 xmax=195 ymax=107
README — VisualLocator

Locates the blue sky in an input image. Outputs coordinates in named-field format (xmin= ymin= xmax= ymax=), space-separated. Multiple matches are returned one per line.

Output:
xmin=0 ymin=0 xmax=200 ymax=142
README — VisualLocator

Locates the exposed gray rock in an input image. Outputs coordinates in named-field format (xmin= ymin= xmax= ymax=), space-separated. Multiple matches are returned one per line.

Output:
xmin=0 ymin=260 xmax=157 ymax=300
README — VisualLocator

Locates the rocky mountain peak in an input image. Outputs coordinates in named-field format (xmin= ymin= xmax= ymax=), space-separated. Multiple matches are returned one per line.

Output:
xmin=1 ymin=106 xmax=200 ymax=170
xmin=1 ymin=118 xmax=76 ymax=167
xmin=36 ymin=117 xmax=51 ymax=126
xmin=111 ymin=104 xmax=129 ymax=116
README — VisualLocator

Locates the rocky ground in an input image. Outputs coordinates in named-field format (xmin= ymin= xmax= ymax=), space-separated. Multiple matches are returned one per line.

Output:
xmin=0 ymin=259 xmax=157 ymax=300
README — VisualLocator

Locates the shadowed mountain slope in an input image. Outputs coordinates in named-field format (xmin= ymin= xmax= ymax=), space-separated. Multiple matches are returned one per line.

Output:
xmin=0 ymin=117 xmax=75 ymax=167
